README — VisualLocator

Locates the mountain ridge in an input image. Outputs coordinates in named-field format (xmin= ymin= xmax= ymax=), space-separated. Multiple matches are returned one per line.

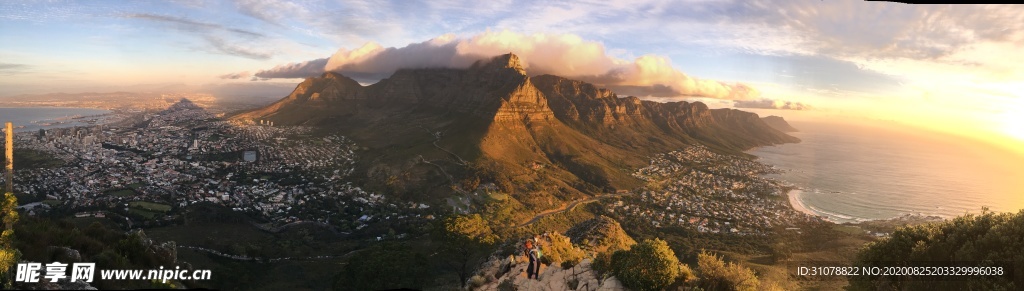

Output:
xmin=232 ymin=53 xmax=798 ymax=207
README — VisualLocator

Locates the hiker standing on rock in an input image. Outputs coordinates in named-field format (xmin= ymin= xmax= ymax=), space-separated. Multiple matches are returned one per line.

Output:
xmin=524 ymin=239 xmax=540 ymax=280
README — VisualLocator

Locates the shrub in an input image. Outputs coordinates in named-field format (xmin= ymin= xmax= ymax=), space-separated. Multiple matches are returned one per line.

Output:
xmin=678 ymin=263 xmax=696 ymax=283
xmin=610 ymin=238 xmax=681 ymax=291
xmin=851 ymin=210 xmax=1024 ymax=290
xmin=591 ymin=250 xmax=614 ymax=276
xmin=696 ymin=250 xmax=759 ymax=291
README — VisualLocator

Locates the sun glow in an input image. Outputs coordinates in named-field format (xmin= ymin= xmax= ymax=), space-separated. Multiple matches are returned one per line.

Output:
xmin=1003 ymin=107 xmax=1024 ymax=142
xmin=997 ymin=87 xmax=1024 ymax=143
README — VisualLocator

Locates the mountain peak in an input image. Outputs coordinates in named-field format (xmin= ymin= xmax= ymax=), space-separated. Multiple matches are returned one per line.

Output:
xmin=475 ymin=53 xmax=526 ymax=75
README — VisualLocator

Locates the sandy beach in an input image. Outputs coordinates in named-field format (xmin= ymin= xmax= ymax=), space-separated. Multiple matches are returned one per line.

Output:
xmin=785 ymin=189 xmax=818 ymax=218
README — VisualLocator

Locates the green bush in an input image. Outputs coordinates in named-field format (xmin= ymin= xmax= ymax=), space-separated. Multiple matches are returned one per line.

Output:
xmin=851 ymin=209 xmax=1024 ymax=291
xmin=591 ymin=250 xmax=614 ymax=276
xmin=696 ymin=250 xmax=759 ymax=291
xmin=610 ymin=238 xmax=681 ymax=291
xmin=679 ymin=263 xmax=696 ymax=284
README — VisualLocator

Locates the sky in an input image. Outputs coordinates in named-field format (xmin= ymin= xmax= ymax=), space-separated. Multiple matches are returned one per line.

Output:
xmin=2 ymin=1 xmax=1023 ymax=154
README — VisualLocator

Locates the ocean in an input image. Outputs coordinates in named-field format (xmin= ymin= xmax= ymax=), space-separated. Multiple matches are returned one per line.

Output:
xmin=0 ymin=107 xmax=112 ymax=133
xmin=749 ymin=120 xmax=1024 ymax=223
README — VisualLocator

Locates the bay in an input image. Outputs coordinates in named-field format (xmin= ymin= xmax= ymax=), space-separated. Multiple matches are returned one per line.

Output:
xmin=0 ymin=107 xmax=112 ymax=133
xmin=749 ymin=121 xmax=1024 ymax=223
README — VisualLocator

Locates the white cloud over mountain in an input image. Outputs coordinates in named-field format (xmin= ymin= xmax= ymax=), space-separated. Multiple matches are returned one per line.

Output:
xmin=257 ymin=30 xmax=761 ymax=100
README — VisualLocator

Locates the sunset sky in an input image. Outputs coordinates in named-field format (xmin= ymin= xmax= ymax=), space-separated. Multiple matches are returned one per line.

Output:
xmin=2 ymin=1 xmax=1023 ymax=153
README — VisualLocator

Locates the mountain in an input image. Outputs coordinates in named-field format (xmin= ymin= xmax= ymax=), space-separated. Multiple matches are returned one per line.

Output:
xmin=761 ymin=115 xmax=798 ymax=132
xmin=232 ymin=53 xmax=798 ymax=207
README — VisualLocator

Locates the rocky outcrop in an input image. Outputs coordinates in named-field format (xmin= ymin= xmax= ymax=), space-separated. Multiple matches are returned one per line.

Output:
xmin=18 ymin=278 xmax=98 ymax=290
xmin=565 ymin=216 xmax=636 ymax=254
xmin=470 ymin=217 xmax=642 ymax=291
xmin=47 ymin=246 xmax=83 ymax=263
xmin=474 ymin=257 xmax=627 ymax=291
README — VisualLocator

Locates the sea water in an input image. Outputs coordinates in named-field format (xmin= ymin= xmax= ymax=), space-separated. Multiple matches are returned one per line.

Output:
xmin=0 ymin=107 xmax=111 ymax=132
xmin=749 ymin=121 xmax=1024 ymax=223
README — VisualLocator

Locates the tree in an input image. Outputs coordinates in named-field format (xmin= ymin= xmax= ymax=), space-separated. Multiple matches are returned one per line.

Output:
xmin=611 ymin=238 xmax=681 ymax=291
xmin=439 ymin=214 xmax=498 ymax=288
xmin=768 ymin=241 xmax=792 ymax=264
xmin=335 ymin=243 xmax=430 ymax=291
xmin=0 ymin=192 xmax=19 ymax=288
xmin=850 ymin=209 xmax=1024 ymax=291
xmin=591 ymin=250 xmax=614 ymax=277
xmin=696 ymin=250 xmax=760 ymax=291
xmin=480 ymin=197 xmax=523 ymax=232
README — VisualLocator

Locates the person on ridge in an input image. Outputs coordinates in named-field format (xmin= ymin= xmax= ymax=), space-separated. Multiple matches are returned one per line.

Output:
xmin=531 ymin=244 xmax=542 ymax=280
xmin=524 ymin=239 xmax=537 ymax=279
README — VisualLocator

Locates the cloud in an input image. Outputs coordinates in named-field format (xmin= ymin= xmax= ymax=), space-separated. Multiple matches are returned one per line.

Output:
xmin=674 ymin=2 xmax=1024 ymax=61
xmin=772 ymin=3 xmax=1024 ymax=60
xmin=122 ymin=13 xmax=273 ymax=60
xmin=733 ymin=98 xmax=811 ymax=110
xmin=232 ymin=0 xmax=308 ymax=26
xmin=0 ymin=63 xmax=29 ymax=75
xmin=226 ymin=0 xmax=409 ymax=45
xmin=170 ymin=0 xmax=209 ymax=9
xmin=485 ymin=1 xmax=1024 ymax=65
xmin=254 ymin=58 xmax=328 ymax=79
xmin=122 ymin=13 xmax=264 ymax=38
xmin=203 ymin=35 xmax=272 ymax=60
xmin=218 ymin=71 xmax=251 ymax=80
xmin=258 ymin=30 xmax=760 ymax=100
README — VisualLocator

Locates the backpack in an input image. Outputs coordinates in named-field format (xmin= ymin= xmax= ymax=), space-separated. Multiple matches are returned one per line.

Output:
xmin=534 ymin=248 xmax=543 ymax=259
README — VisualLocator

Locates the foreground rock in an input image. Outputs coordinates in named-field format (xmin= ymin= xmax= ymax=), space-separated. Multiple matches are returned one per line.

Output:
xmin=474 ymin=257 xmax=627 ymax=291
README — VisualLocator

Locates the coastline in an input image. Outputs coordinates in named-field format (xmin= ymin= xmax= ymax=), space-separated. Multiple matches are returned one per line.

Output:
xmin=785 ymin=189 xmax=819 ymax=219
xmin=0 ymin=107 xmax=114 ymax=133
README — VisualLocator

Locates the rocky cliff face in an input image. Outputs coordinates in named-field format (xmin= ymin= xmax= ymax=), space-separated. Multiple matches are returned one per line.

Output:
xmin=472 ymin=217 xmax=637 ymax=291
xmin=232 ymin=53 xmax=798 ymax=201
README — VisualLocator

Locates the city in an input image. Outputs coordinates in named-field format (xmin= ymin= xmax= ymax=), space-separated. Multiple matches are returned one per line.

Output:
xmin=11 ymin=99 xmax=424 ymax=234
xmin=10 ymin=99 xmax=823 ymax=240
xmin=606 ymin=145 xmax=824 ymax=235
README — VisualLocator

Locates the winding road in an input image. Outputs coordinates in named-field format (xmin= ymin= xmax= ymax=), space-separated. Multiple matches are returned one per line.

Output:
xmin=515 ymin=193 xmax=628 ymax=228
